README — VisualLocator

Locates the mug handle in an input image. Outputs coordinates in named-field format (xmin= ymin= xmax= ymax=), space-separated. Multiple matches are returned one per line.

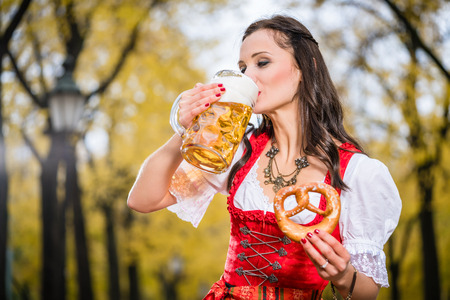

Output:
xmin=169 ymin=93 xmax=186 ymax=137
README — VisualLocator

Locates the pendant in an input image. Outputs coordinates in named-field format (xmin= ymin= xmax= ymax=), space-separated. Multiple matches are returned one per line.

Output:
xmin=273 ymin=185 xmax=281 ymax=193
xmin=263 ymin=143 xmax=309 ymax=194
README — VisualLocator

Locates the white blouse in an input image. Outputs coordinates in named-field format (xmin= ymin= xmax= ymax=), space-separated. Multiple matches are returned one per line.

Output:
xmin=168 ymin=145 xmax=402 ymax=288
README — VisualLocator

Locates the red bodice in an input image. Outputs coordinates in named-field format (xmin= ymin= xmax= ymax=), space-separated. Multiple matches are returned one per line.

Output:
xmin=222 ymin=132 xmax=357 ymax=290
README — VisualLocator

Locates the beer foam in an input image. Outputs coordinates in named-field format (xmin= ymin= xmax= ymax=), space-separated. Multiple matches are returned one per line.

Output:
xmin=210 ymin=70 xmax=258 ymax=107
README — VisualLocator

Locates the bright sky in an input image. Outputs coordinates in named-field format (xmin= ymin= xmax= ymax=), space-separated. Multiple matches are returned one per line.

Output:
xmin=179 ymin=0 xmax=316 ymax=78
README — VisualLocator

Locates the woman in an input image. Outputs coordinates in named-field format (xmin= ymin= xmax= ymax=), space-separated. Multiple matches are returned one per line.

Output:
xmin=128 ymin=15 xmax=402 ymax=299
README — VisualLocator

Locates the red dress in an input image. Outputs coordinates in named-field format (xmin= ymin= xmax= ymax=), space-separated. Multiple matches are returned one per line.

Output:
xmin=205 ymin=133 xmax=359 ymax=299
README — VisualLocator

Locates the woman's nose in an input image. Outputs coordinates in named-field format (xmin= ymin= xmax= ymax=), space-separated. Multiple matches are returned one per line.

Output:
xmin=244 ymin=68 xmax=258 ymax=84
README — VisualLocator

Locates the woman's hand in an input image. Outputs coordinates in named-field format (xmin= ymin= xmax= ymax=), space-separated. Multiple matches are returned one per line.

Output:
xmin=301 ymin=229 xmax=351 ymax=283
xmin=178 ymin=82 xmax=226 ymax=129
xmin=301 ymin=229 xmax=380 ymax=299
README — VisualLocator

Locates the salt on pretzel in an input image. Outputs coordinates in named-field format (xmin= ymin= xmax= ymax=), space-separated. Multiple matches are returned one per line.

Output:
xmin=273 ymin=182 xmax=341 ymax=243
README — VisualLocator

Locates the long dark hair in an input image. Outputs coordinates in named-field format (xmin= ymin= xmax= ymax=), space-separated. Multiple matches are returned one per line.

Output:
xmin=227 ymin=15 xmax=364 ymax=191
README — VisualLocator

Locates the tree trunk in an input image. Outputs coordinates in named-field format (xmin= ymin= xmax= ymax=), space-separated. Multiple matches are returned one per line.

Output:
xmin=388 ymin=238 xmax=400 ymax=300
xmin=418 ymin=166 xmax=440 ymax=299
xmin=403 ymin=40 xmax=441 ymax=298
xmin=1 ymin=16 xmax=33 ymax=297
xmin=128 ymin=262 xmax=140 ymax=300
xmin=0 ymin=1 xmax=40 ymax=297
xmin=103 ymin=205 xmax=120 ymax=300
xmin=40 ymin=133 xmax=66 ymax=300
xmin=65 ymin=142 xmax=93 ymax=300
xmin=0 ymin=64 xmax=10 ymax=300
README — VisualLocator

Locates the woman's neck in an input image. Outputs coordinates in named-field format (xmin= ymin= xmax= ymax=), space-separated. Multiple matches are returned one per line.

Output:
xmin=266 ymin=108 xmax=303 ymax=165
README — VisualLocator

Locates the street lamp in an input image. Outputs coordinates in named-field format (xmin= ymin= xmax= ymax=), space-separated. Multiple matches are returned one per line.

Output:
xmin=48 ymin=70 xmax=84 ymax=132
xmin=161 ymin=255 xmax=184 ymax=300
xmin=42 ymin=68 xmax=92 ymax=299
xmin=169 ymin=255 xmax=184 ymax=278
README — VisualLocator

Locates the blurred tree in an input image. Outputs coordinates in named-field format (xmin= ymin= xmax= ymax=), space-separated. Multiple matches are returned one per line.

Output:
xmin=3 ymin=0 xmax=231 ymax=299
xmin=303 ymin=0 xmax=449 ymax=298
xmin=7 ymin=1 xmax=155 ymax=298
xmin=78 ymin=15 xmax=228 ymax=297
xmin=0 ymin=1 xmax=32 ymax=299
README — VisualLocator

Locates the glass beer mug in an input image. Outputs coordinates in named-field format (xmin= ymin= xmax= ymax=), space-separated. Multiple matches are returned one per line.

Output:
xmin=170 ymin=70 xmax=259 ymax=174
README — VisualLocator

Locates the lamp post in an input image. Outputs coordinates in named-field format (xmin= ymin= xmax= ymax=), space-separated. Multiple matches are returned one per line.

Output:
xmin=41 ymin=68 xmax=92 ymax=300
xmin=48 ymin=70 xmax=84 ymax=133
xmin=159 ymin=255 xmax=184 ymax=300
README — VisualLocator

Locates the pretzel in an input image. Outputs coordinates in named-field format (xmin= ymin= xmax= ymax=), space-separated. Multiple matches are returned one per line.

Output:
xmin=273 ymin=182 xmax=341 ymax=243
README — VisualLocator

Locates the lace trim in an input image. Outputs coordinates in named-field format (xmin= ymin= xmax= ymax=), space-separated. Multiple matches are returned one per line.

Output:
xmin=167 ymin=165 xmax=216 ymax=228
xmin=227 ymin=133 xmax=277 ymax=223
xmin=228 ymin=133 xmax=269 ymax=197
xmin=248 ymin=158 xmax=272 ymax=213
xmin=238 ymin=158 xmax=322 ymax=225
xmin=228 ymin=203 xmax=277 ymax=223
xmin=345 ymin=241 xmax=389 ymax=288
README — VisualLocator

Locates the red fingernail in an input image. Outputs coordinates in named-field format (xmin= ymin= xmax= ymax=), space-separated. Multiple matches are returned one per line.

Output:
xmin=301 ymin=238 xmax=307 ymax=244
xmin=314 ymin=229 xmax=320 ymax=234
xmin=307 ymin=232 xmax=313 ymax=238
xmin=220 ymin=87 xmax=226 ymax=92
xmin=218 ymin=83 xmax=223 ymax=87
xmin=215 ymin=93 xmax=221 ymax=97
xmin=205 ymin=103 xmax=210 ymax=107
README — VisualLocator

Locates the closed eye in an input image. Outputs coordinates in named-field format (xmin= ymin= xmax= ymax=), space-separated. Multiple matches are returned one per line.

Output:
xmin=257 ymin=60 xmax=269 ymax=68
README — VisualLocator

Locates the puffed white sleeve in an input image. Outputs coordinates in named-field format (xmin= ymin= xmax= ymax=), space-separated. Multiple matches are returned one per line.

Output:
xmin=166 ymin=144 xmax=244 ymax=228
xmin=339 ymin=154 xmax=402 ymax=288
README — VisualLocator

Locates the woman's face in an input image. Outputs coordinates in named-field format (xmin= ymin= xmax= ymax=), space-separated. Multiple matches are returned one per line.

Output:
xmin=239 ymin=29 xmax=301 ymax=115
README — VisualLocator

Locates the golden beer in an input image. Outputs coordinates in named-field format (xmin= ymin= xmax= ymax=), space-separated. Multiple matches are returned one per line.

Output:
xmin=181 ymin=102 xmax=253 ymax=173
xmin=170 ymin=70 xmax=258 ymax=173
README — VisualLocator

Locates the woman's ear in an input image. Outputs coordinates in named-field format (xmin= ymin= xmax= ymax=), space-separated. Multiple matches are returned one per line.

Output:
xmin=295 ymin=66 xmax=302 ymax=82
xmin=313 ymin=57 xmax=317 ymax=70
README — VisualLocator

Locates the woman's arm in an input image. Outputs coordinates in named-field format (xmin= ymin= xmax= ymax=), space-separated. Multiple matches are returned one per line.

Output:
xmin=127 ymin=82 xmax=225 ymax=213
xmin=301 ymin=155 xmax=401 ymax=299
xmin=127 ymin=134 xmax=183 ymax=213
xmin=331 ymin=261 xmax=380 ymax=300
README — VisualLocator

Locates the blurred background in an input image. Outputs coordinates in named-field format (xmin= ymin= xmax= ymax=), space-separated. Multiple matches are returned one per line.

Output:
xmin=0 ymin=0 xmax=449 ymax=299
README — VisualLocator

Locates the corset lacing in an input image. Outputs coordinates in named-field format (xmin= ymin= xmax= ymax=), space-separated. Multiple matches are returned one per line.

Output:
xmin=235 ymin=226 xmax=291 ymax=286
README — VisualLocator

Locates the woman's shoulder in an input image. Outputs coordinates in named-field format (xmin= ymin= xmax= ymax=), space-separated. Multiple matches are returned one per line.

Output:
xmin=345 ymin=152 xmax=392 ymax=180
xmin=342 ymin=152 xmax=401 ymax=211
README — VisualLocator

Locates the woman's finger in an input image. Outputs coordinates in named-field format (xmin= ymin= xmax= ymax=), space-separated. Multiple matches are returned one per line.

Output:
xmin=184 ymin=83 xmax=224 ymax=98
xmin=307 ymin=230 xmax=349 ymax=275
xmin=302 ymin=229 xmax=351 ymax=281
xmin=300 ymin=235 xmax=331 ymax=270
xmin=313 ymin=229 xmax=350 ymax=262
xmin=181 ymin=84 xmax=225 ymax=107
xmin=180 ymin=93 xmax=220 ymax=121
xmin=177 ymin=83 xmax=226 ymax=128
